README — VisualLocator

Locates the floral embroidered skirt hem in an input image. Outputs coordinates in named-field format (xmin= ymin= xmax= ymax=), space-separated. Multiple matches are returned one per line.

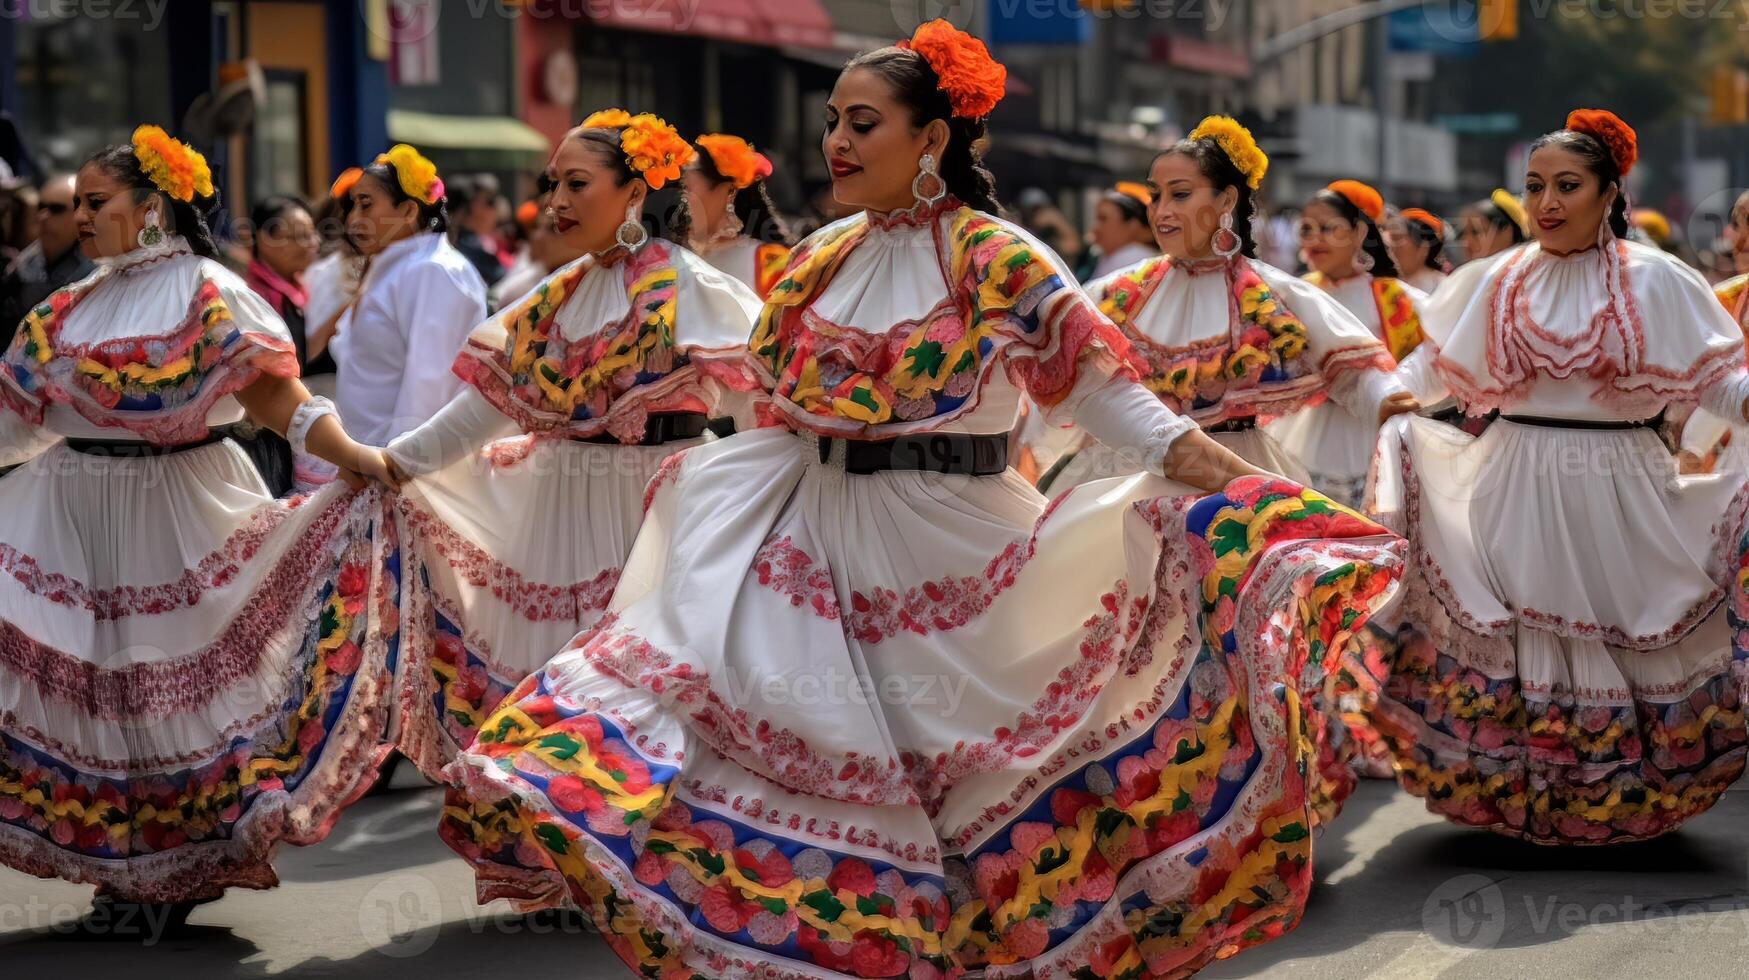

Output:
xmin=0 ymin=444 xmax=402 ymax=902
xmin=439 ymin=429 xmax=1404 ymax=979
xmin=394 ymin=436 xmax=702 ymax=778
xmin=1365 ymin=416 xmax=1749 ymax=845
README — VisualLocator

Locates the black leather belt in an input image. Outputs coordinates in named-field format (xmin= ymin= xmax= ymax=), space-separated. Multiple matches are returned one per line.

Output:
xmin=64 ymin=430 xmax=230 ymax=457
xmin=1500 ymin=414 xmax=1659 ymax=431
xmin=1205 ymin=417 xmax=1256 ymax=434
xmin=574 ymin=412 xmax=712 ymax=446
xmin=815 ymin=432 xmax=1009 ymax=476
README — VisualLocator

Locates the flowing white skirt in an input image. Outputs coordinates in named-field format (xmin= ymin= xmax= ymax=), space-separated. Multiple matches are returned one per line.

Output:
xmin=1043 ymin=427 xmax=1311 ymax=495
xmin=1263 ymin=401 xmax=1378 ymax=507
xmin=440 ymin=427 xmax=1406 ymax=978
xmin=395 ymin=434 xmax=704 ymax=775
xmin=1366 ymin=415 xmax=1749 ymax=843
xmin=0 ymin=441 xmax=400 ymax=900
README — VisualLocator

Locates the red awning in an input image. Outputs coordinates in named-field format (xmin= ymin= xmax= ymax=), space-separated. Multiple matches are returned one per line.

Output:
xmin=577 ymin=0 xmax=836 ymax=49
xmin=753 ymin=0 xmax=834 ymax=50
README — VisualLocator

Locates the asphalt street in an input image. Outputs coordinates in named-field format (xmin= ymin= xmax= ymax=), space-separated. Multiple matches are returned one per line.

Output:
xmin=4 ymin=774 xmax=1748 ymax=978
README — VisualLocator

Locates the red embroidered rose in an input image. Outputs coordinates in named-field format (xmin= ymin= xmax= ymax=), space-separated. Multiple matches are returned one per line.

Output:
xmin=326 ymin=640 xmax=363 ymax=675
xmin=826 ymin=857 xmax=879 ymax=897
xmin=849 ymin=931 xmax=908 ymax=978
xmin=546 ymin=775 xmax=605 ymax=814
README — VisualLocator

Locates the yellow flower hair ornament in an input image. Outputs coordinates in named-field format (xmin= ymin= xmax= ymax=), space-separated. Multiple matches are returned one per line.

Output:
xmin=374 ymin=144 xmax=444 ymax=204
xmin=1188 ymin=115 xmax=1268 ymax=191
xmin=131 ymin=125 xmax=215 ymax=204
xmin=1490 ymin=188 xmax=1529 ymax=235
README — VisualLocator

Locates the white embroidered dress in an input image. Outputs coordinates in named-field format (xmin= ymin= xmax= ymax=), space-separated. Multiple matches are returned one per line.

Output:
xmin=437 ymin=201 xmax=1406 ymax=978
xmin=0 ymin=239 xmax=401 ymax=901
xmin=383 ymin=241 xmax=763 ymax=772
xmin=1369 ymin=238 xmax=1749 ymax=844
xmin=1263 ymin=273 xmax=1427 ymax=505
xmin=1035 ymin=255 xmax=1405 ymax=492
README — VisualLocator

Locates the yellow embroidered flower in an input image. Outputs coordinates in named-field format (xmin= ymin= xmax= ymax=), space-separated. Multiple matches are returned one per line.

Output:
xmin=1188 ymin=115 xmax=1268 ymax=191
xmin=131 ymin=125 xmax=215 ymax=204
xmin=374 ymin=144 xmax=444 ymax=204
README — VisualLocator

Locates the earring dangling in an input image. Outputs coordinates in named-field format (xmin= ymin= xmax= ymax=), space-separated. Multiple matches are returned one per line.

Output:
xmin=722 ymin=197 xmax=744 ymax=238
xmin=137 ymin=210 xmax=165 ymax=250
xmin=615 ymin=205 xmax=648 ymax=251
xmin=912 ymin=153 xmax=946 ymax=207
xmin=1354 ymin=249 xmax=1375 ymax=274
xmin=1213 ymin=210 xmax=1241 ymax=260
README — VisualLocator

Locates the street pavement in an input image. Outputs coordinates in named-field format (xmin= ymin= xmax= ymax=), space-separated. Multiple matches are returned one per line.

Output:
xmin=3 ymin=773 xmax=1748 ymax=978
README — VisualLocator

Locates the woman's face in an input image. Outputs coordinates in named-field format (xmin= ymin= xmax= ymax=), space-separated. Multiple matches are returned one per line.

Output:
xmin=1091 ymin=200 xmax=1148 ymax=256
xmin=1457 ymin=207 xmax=1510 ymax=263
xmin=682 ymin=163 xmax=736 ymax=240
xmin=545 ymin=137 xmax=644 ymax=257
xmin=1727 ymin=191 xmax=1749 ymax=274
xmin=1298 ymin=199 xmax=1363 ymax=279
xmin=1524 ymin=145 xmax=1613 ymax=255
xmin=73 ymin=162 xmax=154 ymax=259
xmin=1145 ymin=152 xmax=1234 ymax=261
xmin=821 ymin=66 xmax=947 ymax=214
xmin=345 ymin=173 xmax=423 ymax=257
xmin=256 ymin=205 xmax=319 ymax=279
xmin=1384 ymin=215 xmax=1431 ymax=274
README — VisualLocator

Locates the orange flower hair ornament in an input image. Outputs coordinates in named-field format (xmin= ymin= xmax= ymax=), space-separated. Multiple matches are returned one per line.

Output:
xmin=1565 ymin=108 xmax=1638 ymax=178
xmin=1113 ymin=181 xmax=1153 ymax=207
xmin=1188 ymin=115 xmax=1268 ymax=191
xmin=697 ymin=134 xmax=773 ymax=190
xmin=330 ymin=166 xmax=363 ymax=200
xmin=898 ymin=19 xmax=1008 ymax=120
xmin=1400 ymin=207 xmax=1444 ymax=237
xmin=1327 ymin=179 xmax=1386 ymax=224
xmin=374 ymin=144 xmax=444 ymax=204
xmin=130 ymin=125 xmax=215 ymax=204
xmin=579 ymin=109 xmax=695 ymax=190
xmin=516 ymin=199 xmax=541 ymax=229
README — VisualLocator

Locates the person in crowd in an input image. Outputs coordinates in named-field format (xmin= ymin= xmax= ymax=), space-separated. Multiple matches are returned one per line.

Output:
xmin=1085 ymin=180 xmax=1159 ymax=279
xmin=331 ymin=145 xmax=487 ymax=446
xmin=1015 ymin=185 xmax=1082 ymax=269
xmin=238 ymin=194 xmax=323 ymax=494
xmin=1385 ymin=206 xmax=1449 ymax=294
xmin=449 ymin=172 xmax=509 ymax=288
xmin=1457 ymin=189 xmax=1529 ymax=263
xmin=0 ymin=173 xmax=93 ymax=346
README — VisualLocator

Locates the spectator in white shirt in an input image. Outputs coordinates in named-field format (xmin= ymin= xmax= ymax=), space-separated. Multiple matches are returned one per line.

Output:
xmin=331 ymin=145 xmax=487 ymax=446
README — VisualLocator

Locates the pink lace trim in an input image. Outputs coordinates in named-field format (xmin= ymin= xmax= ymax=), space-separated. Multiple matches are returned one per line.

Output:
xmin=679 ymin=770 xmax=941 ymax=864
xmin=0 ymin=500 xmax=301 ymax=618
xmin=1392 ymin=435 xmax=1749 ymax=649
xmin=454 ymin=347 xmax=717 ymax=445
xmin=0 ymin=495 xmax=368 ymax=720
xmin=398 ymin=499 xmax=621 ymax=623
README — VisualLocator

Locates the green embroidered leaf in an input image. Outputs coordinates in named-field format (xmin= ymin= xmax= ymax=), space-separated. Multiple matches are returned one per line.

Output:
xmin=534 ymin=823 xmax=569 ymax=855
xmin=907 ymin=340 xmax=947 ymax=378
xmin=1271 ymin=822 xmax=1310 ymax=844
xmin=802 ymin=890 xmax=845 ymax=922
xmin=693 ymin=849 xmax=726 ymax=876
xmin=537 ymin=734 xmax=580 ymax=760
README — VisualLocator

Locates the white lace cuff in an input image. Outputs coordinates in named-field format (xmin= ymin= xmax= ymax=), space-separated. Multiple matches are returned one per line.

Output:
xmin=287 ymin=396 xmax=338 ymax=459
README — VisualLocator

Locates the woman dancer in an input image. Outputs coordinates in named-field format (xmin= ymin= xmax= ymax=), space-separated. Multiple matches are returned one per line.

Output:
xmin=0 ymin=127 xmax=401 ymax=918
xmin=1371 ymin=110 xmax=1749 ymax=844
xmin=682 ymin=132 xmax=794 ymax=298
xmin=440 ymin=23 xmax=1405 ymax=978
xmin=1457 ymin=189 xmax=1529 ymax=264
xmin=1034 ymin=117 xmax=1415 ymax=494
xmin=1387 ymin=207 xmax=1449 ymax=294
xmin=1263 ymin=180 xmax=1427 ymax=505
xmin=373 ymin=110 xmax=764 ymax=770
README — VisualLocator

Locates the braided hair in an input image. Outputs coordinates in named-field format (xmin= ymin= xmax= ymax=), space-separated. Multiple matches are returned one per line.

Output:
xmin=83 ymin=143 xmax=221 ymax=258
xmin=841 ymin=46 xmax=1003 ymax=216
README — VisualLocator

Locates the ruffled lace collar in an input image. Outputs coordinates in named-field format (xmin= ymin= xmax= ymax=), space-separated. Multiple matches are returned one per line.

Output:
xmin=867 ymin=195 xmax=961 ymax=232
xmin=101 ymin=235 xmax=192 ymax=275
xmin=1171 ymin=254 xmax=1230 ymax=276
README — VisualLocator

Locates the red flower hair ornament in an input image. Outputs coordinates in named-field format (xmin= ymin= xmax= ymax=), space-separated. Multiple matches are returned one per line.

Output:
xmin=1564 ymin=108 xmax=1638 ymax=179
xmin=898 ymin=20 xmax=1008 ymax=120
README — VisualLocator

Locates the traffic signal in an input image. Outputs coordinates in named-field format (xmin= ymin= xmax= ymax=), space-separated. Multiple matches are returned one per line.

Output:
xmin=1480 ymin=0 xmax=1518 ymax=41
